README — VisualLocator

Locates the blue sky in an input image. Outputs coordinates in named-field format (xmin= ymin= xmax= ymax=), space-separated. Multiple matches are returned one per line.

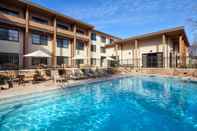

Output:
xmin=32 ymin=0 xmax=197 ymax=43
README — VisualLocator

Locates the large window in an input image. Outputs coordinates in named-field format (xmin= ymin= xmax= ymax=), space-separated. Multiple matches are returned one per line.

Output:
xmin=0 ymin=6 xmax=19 ymax=16
xmin=91 ymin=45 xmax=96 ymax=52
xmin=32 ymin=58 xmax=47 ymax=65
xmin=109 ymin=39 xmax=113 ymax=44
xmin=57 ymin=56 xmax=68 ymax=65
xmin=0 ymin=28 xmax=19 ymax=42
xmin=76 ymin=59 xmax=84 ymax=66
xmin=57 ymin=37 xmax=69 ymax=48
xmin=32 ymin=16 xmax=48 ymax=25
xmin=0 ymin=53 xmax=19 ymax=70
xmin=77 ymin=29 xmax=85 ymax=35
xmin=100 ymin=47 xmax=106 ymax=53
xmin=76 ymin=41 xmax=84 ymax=50
xmin=101 ymin=36 xmax=106 ymax=43
xmin=32 ymin=32 xmax=48 ymax=45
xmin=91 ymin=32 xmax=96 ymax=41
xmin=91 ymin=58 xmax=97 ymax=65
xmin=57 ymin=23 xmax=70 ymax=30
xmin=142 ymin=53 xmax=163 ymax=68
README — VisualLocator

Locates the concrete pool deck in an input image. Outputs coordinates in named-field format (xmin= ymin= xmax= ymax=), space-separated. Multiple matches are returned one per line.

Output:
xmin=0 ymin=73 xmax=197 ymax=101
xmin=0 ymin=74 xmax=130 ymax=100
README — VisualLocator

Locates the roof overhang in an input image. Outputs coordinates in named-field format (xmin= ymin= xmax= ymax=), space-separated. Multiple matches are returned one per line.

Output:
xmin=15 ymin=0 xmax=94 ymax=29
xmin=114 ymin=26 xmax=190 ymax=46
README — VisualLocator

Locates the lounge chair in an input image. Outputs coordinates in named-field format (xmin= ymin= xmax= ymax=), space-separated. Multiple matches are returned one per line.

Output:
xmin=81 ymin=69 xmax=94 ymax=78
xmin=53 ymin=70 xmax=67 ymax=83
xmin=70 ymin=69 xmax=86 ymax=80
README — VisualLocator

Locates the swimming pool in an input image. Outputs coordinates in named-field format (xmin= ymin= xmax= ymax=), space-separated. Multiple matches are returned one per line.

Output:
xmin=0 ymin=76 xmax=197 ymax=131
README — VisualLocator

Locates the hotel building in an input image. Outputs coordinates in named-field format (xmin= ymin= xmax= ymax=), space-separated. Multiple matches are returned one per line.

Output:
xmin=0 ymin=0 xmax=119 ymax=69
xmin=0 ymin=0 xmax=190 ymax=69
xmin=114 ymin=27 xmax=190 ymax=68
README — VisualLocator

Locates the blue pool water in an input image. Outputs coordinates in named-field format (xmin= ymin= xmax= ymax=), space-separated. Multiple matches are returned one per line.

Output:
xmin=0 ymin=76 xmax=197 ymax=131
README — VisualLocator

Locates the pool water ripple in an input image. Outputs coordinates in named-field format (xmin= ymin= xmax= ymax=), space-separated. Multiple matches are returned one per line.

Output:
xmin=0 ymin=76 xmax=197 ymax=131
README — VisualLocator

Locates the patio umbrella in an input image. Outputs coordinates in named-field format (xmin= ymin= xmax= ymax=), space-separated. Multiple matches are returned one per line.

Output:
xmin=24 ymin=50 xmax=51 ymax=58
xmin=106 ymin=57 xmax=115 ymax=61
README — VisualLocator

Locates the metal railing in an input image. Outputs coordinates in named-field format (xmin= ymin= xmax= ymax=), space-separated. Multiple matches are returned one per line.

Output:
xmin=116 ymin=56 xmax=197 ymax=69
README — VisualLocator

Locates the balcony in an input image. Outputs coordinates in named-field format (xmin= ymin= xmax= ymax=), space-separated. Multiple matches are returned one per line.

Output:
xmin=57 ymin=28 xmax=74 ymax=38
xmin=0 ymin=12 xmax=26 ymax=27
xmin=29 ymin=20 xmax=54 ymax=33
xmin=76 ymin=33 xmax=90 ymax=41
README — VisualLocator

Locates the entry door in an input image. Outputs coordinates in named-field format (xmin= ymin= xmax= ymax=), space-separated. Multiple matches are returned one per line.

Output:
xmin=142 ymin=53 xmax=163 ymax=68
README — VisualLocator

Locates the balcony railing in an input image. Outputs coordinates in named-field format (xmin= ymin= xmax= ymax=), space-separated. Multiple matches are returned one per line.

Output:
xmin=57 ymin=28 xmax=74 ymax=38
xmin=29 ymin=21 xmax=54 ymax=33
xmin=76 ymin=33 xmax=89 ymax=41
xmin=0 ymin=12 xmax=26 ymax=27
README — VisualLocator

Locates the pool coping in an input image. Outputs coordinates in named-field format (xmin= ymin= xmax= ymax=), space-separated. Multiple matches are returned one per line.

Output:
xmin=0 ymin=74 xmax=131 ymax=101
xmin=0 ymin=73 xmax=197 ymax=101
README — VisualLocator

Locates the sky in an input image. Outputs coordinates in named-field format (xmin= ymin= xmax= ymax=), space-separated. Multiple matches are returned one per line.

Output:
xmin=32 ymin=0 xmax=197 ymax=44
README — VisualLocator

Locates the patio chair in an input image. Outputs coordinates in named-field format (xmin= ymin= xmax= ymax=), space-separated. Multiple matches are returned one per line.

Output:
xmin=53 ymin=70 xmax=67 ymax=83
xmin=70 ymin=69 xmax=85 ymax=80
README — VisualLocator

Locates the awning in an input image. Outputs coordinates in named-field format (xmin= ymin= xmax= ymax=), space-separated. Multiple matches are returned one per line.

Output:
xmin=24 ymin=50 xmax=51 ymax=58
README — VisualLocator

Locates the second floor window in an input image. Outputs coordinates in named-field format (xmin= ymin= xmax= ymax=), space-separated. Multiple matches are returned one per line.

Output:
xmin=32 ymin=32 xmax=48 ymax=45
xmin=57 ymin=23 xmax=70 ymax=30
xmin=91 ymin=32 xmax=96 ymax=41
xmin=57 ymin=37 xmax=69 ymax=48
xmin=32 ymin=16 xmax=48 ymax=25
xmin=91 ymin=45 xmax=96 ymax=52
xmin=0 ymin=6 xmax=19 ymax=16
xmin=100 ymin=47 xmax=106 ymax=53
xmin=0 ymin=27 xmax=19 ymax=42
xmin=110 ymin=39 xmax=113 ymax=44
xmin=77 ymin=29 xmax=85 ymax=35
xmin=76 ymin=41 xmax=84 ymax=50
xmin=101 ymin=36 xmax=106 ymax=43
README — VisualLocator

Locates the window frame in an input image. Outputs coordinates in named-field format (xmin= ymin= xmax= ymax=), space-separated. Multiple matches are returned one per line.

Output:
xmin=32 ymin=31 xmax=48 ymax=45
xmin=101 ymin=36 xmax=106 ymax=43
xmin=32 ymin=16 xmax=49 ymax=25
xmin=57 ymin=37 xmax=69 ymax=48
xmin=0 ymin=6 xmax=19 ymax=16
xmin=0 ymin=27 xmax=19 ymax=42
xmin=91 ymin=32 xmax=96 ymax=41
xmin=76 ymin=41 xmax=84 ymax=50
xmin=91 ymin=45 xmax=96 ymax=52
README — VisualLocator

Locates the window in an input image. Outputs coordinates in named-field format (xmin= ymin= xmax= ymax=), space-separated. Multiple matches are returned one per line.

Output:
xmin=57 ymin=37 xmax=69 ymax=48
xmin=101 ymin=36 xmax=106 ymax=43
xmin=32 ymin=16 xmax=48 ymax=25
xmin=32 ymin=32 xmax=48 ymax=45
xmin=91 ymin=45 xmax=96 ymax=52
xmin=91 ymin=32 xmax=96 ymax=41
xmin=0 ymin=53 xmax=19 ymax=70
xmin=57 ymin=56 xmax=68 ymax=65
xmin=91 ymin=58 xmax=97 ymax=65
xmin=76 ymin=59 xmax=84 ymax=65
xmin=32 ymin=58 xmax=47 ymax=65
xmin=57 ymin=23 xmax=70 ymax=30
xmin=0 ymin=6 xmax=19 ymax=16
xmin=77 ymin=29 xmax=85 ymax=35
xmin=100 ymin=47 xmax=106 ymax=53
xmin=76 ymin=41 xmax=84 ymax=50
xmin=110 ymin=39 xmax=113 ymax=44
xmin=0 ymin=28 xmax=19 ymax=42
